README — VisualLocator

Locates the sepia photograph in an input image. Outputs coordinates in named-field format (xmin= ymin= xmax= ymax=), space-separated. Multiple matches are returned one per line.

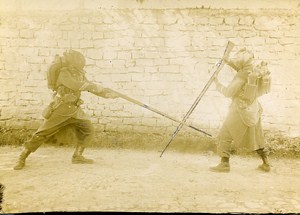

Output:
xmin=0 ymin=0 xmax=300 ymax=213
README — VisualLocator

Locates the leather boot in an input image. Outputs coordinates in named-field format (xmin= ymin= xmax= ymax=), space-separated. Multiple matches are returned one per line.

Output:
xmin=257 ymin=155 xmax=271 ymax=172
xmin=257 ymin=163 xmax=270 ymax=172
xmin=256 ymin=149 xmax=271 ymax=172
xmin=72 ymin=146 xmax=94 ymax=164
xmin=13 ymin=148 xmax=31 ymax=170
xmin=210 ymin=157 xmax=230 ymax=172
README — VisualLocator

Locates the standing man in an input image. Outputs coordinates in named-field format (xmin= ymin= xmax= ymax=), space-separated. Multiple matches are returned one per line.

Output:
xmin=14 ymin=50 xmax=119 ymax=170
xmin=210 ymin=48 xmax=271 ymax=173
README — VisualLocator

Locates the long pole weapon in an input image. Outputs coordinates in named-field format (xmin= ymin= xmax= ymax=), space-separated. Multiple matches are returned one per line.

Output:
xmin=109 ymin=89 xmax=212 ymax=136
xmin=159 ymin=41 xmax=235 ymax=157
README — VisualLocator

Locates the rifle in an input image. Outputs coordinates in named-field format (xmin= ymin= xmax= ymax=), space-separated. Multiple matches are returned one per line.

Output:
xmin=159 ymin=41 xmax=235 ymax=157
xmin=108 ymin=89 xmax=212 ymax=137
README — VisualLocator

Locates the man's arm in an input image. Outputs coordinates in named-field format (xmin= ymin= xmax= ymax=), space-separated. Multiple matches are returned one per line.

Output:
xmin=57 ymin=69 xmax=119 ymax=99
xmin=214 ymin=76 xmax=245 ymax=98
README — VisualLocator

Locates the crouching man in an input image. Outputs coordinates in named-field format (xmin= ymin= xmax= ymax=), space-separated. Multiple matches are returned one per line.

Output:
xmin=14 ymin=50 xmax=119 ymax=170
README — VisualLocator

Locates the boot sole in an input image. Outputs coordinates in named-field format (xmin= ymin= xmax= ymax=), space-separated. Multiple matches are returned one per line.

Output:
xmin=209 ymin=168 xmax=230 ymax=173
xmin=210 ymin=170 xmax=230 ymax=173
xmin=257 ymin=167 xmax=271 ymax=172
xmin=72 ymin=161 xmax=94 ymax=164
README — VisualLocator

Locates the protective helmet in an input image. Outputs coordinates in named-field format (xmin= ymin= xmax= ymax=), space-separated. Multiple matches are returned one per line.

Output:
xmin=64 ymin=49 xmax=86 ymax=70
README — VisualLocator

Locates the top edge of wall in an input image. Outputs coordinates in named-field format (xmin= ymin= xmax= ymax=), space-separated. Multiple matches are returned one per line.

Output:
xmin=0 ymin=0 xmax=300 ymax=12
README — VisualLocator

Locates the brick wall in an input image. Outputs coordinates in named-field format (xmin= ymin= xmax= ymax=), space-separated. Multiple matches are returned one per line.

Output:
xmin=0 ymin=0 xmax=299 ymax=138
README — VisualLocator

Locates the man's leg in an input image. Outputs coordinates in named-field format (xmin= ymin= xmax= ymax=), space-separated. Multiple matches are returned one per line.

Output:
xmin=13 ymin=148 xmax=31 ymax=170
xmin=210 ymin=126 xmax=233 ymax=173
xmin=72 ymin=145 xmax=94 ymax=164
xmin=13 ymin=134 xmax=46 ymax=170
xmin=14 ymin=118 xmax=77 ymax=170
xmin=256 ymin=148 xmax=271 ymax=172
xmin=71 ymin=119 xmax=95 ymax=164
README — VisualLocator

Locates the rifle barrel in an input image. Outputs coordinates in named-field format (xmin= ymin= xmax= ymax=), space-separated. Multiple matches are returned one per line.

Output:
xmin=111 ymin=90 xmax=211 ymax=137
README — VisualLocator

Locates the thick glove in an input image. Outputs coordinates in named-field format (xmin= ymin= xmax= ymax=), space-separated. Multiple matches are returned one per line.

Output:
xmin=83 ymin=83 xmax=104 ymax=94
xmin=223 ymin=55 xmax=229 ymax=64
xmin=102 ymin=88 xmax=119 ymax=99
xmin=213 ymin=77 xmax=224 ymax=93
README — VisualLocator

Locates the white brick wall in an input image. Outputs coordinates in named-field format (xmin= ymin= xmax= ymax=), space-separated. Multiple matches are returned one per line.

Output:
xmin=0 ymin=0 xmax=299 ymax=138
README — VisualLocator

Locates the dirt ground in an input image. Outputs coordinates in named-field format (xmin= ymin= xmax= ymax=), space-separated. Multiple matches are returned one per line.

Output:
xmin=1 ymin=145 xmax=300 ymax=214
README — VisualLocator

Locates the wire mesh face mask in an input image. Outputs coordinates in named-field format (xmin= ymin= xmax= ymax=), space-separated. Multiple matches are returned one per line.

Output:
xmin=65 ymin=50 xmax=86 ymax=71
xmin=230 ymin=48 xmax=254 ymax=70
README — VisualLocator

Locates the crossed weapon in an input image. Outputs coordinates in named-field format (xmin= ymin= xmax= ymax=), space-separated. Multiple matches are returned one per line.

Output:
xmin=107 ymin=41 xmax=235 ymax=157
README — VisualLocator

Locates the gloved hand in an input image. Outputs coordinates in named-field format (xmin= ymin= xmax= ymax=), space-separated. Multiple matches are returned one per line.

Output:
xmin=84 ymin=83 xmax=104 ymax=94
xmin=223 ymin=55 xmax=230 ymax=64
xmin=103 ymin=88 xmax=119 ymax=99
